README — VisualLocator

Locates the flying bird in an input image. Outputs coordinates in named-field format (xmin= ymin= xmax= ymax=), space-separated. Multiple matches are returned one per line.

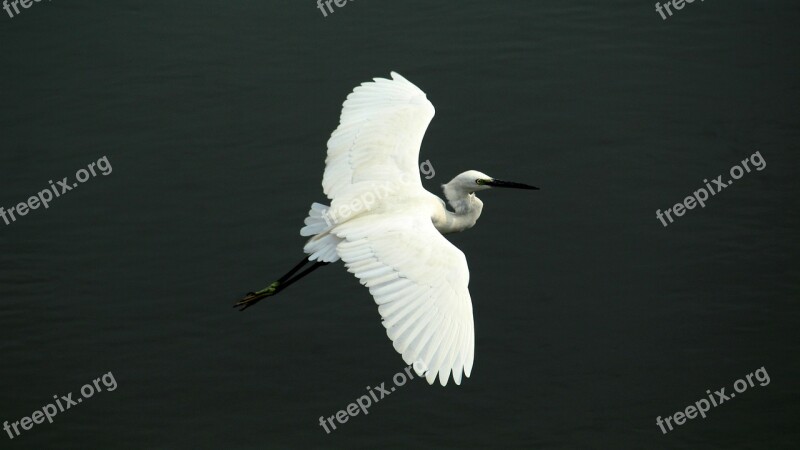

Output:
xmin=235 ymin=72 xmax=537 ymax=386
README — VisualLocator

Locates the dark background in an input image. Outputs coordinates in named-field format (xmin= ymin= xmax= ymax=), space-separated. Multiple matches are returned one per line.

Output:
xmin=1 ymin=1 xmax=798 ymax=448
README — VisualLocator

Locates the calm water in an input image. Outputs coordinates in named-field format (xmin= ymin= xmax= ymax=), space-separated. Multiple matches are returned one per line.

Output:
xmin=1 ymin=1 xmax=799 ymax=448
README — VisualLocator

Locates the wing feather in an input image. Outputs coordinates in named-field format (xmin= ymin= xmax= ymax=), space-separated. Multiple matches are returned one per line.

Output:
xmin=334 ymin=212 xmax=474 ymax=386
xmin=322 ymin=72 xmax=435 ymax=202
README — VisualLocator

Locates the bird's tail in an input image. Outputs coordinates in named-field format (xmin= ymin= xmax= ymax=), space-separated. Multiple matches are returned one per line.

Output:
xmin=300 ymin=202 xmax=332 ymax=236
xmin=300 ymin=202 xmax=342 ymax=263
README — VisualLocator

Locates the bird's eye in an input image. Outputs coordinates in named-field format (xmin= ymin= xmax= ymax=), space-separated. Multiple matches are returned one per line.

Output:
xmin=475 ymin=179 xmax=484 ymax=185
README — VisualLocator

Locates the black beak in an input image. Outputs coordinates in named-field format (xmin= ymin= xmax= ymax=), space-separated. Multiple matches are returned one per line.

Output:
xmin=486 ymin=179 xmax=539 ymax=190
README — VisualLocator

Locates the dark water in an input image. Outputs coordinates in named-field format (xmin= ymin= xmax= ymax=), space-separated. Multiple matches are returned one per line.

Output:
xmin=1 ymin=1 xmax=799 ymax=448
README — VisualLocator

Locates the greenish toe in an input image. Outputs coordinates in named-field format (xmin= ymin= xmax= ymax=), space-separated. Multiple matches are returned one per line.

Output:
xmin=256 ymin=281 xmax=280 ymax=296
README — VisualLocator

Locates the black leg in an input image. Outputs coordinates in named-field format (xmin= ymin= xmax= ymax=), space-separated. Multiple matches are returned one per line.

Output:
xmin=234 ymin=258 xmax=329 ymax=311
xmin=272 ymin=261 xmax=329 ymax=294
xmin=277 ymin=257 xmax=313 ymax=283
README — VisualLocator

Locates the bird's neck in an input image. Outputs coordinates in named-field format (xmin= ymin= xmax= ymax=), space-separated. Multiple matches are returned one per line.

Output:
xmin=435 ymin=186 xmax=484 ymax=234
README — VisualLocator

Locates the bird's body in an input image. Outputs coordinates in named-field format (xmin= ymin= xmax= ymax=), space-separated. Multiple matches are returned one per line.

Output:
xmin=236 ymin=72 xmax=537 ymax=386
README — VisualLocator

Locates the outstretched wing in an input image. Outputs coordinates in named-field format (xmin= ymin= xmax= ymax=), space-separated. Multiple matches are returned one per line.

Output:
xmin=322 ymin=72 xmax=435 ymax=201
xmin=333 ymin=210 xmax=475 ymax=386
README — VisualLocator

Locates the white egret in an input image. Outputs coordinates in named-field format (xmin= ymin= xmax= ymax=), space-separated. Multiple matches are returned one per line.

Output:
xmin=235 ymin=72 xmax=538 ymax=386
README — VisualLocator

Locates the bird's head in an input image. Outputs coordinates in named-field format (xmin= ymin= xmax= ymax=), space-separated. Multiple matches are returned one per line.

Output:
xmin=445 ymin=170 xmax=539 ymax=195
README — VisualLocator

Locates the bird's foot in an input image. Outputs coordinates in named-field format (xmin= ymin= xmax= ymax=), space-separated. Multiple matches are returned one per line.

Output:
xmin=234 ymin=281 xmax=280 ymax=311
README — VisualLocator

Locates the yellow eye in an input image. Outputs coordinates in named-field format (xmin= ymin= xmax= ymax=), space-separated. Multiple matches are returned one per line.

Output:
xmin=476 ymin=179 xmax=484 ymax=185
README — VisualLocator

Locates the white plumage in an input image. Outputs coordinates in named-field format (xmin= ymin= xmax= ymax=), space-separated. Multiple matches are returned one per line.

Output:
xmin=302 ymin=72 xmax=474 ymax=386
xmin=334 ymin=210 xmax=475 ymax=386
xmin=247 ymin=72 xmax=538 ymax=386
